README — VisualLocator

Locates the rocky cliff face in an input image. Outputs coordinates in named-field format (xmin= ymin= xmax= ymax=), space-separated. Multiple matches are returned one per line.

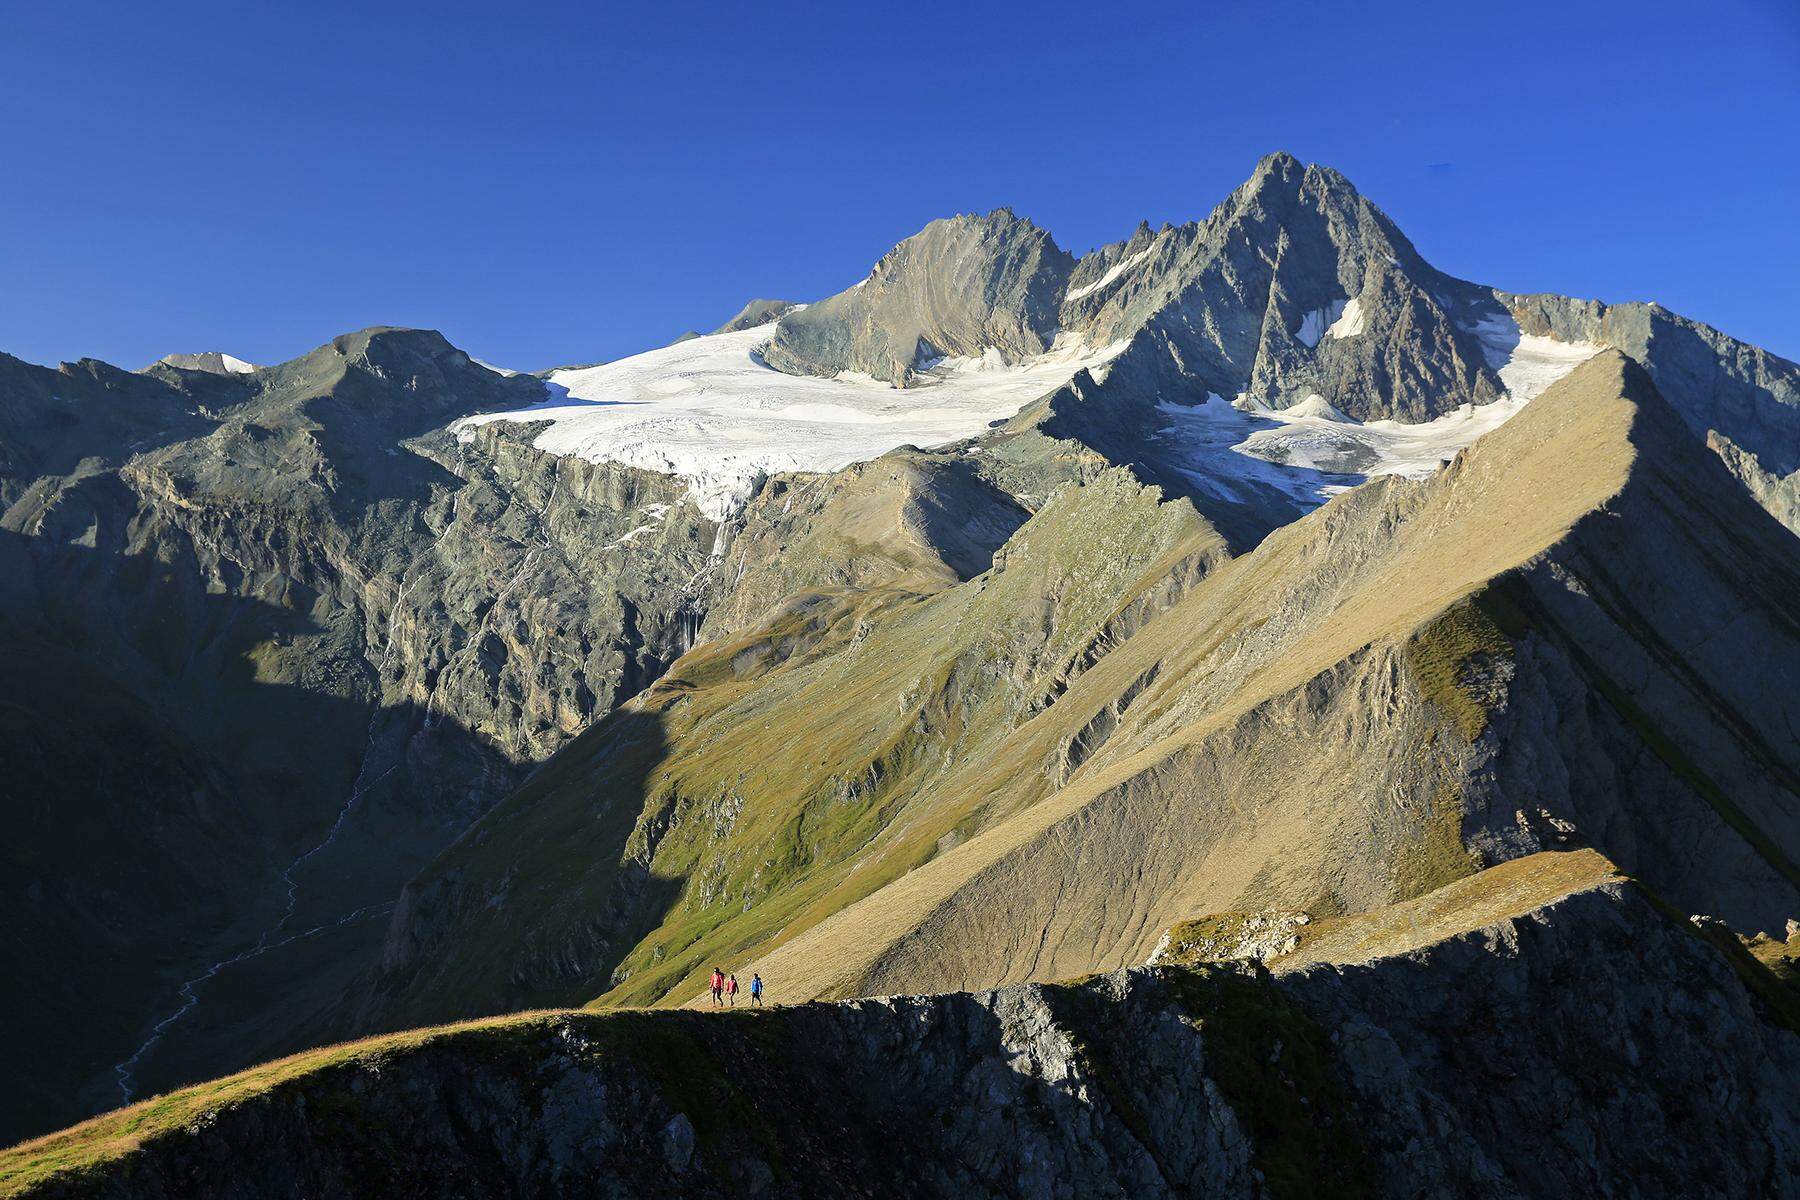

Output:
xmin=7 ymin=859 xmax=1797 ymax=1198
xmin=1064 ymin=153 xmax=1508 ymax=424
xmin=0 ymin=329 xmax=719 ymax=1131
xmin=761 ymin=208 xmax=1074 ymax=385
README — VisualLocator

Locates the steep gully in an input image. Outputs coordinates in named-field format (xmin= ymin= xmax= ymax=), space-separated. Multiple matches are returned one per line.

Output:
xmin=109 ymin=576 xmax=418 ymax=1103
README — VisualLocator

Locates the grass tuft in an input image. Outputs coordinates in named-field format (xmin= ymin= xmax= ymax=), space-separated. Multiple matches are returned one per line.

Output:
xmin=1404 ymin=599 xmax=1512 ymax=742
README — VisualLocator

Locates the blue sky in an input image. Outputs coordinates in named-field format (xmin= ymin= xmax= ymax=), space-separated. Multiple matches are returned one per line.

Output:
xmin=2 ymin=0 xmax=1796 ymax=371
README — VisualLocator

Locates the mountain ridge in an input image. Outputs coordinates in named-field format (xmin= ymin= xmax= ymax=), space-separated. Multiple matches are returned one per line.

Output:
xmin=8 ymin=850 xmax=1798 ymax=1199
xmin=4 ymin=153 xmax=1799 ymax=1156
xmin=311 ymin=349 xmax=1800 ymax=1053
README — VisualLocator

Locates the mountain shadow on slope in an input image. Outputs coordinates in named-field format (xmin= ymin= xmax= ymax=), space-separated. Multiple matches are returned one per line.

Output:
xmin=8 ymin=862 xmax=1798 ymax=1199
xmin=336 ymin=706 xmax=680 ymax=1040
xmin=1 ymin=325 xmax=725 ymax=1137
xmin=0 ymin=528 xmax=521 ymax=1144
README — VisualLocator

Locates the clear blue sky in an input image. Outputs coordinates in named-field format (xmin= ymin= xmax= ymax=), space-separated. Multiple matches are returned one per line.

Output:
xmin=3 ymin=0 xmax=1796 ymax=371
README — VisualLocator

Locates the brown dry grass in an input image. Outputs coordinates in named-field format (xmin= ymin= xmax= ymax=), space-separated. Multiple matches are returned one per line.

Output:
xmin=1272 ymin=849 xmax=1622 ymax=972
xmin=0 ymin=1011 xmax=578 ymax=1196
xmin=734 ymin=354 xmax=1645 ymax=1003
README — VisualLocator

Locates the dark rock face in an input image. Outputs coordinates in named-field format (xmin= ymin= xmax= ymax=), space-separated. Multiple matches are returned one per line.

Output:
xmin=761 ymin=209 xmax=1074 ymax=385
xmin=0 ymin=329 xmax=719 ymax=1134
xmin=1062 ymin=153 xmax=1507 ymax=423
xmin=1282 ymin=884 xmax=1800 ymax=1197
xmin=15 ymin=882 xmax=1799 ymax=1199
xmin=1453 ymin=360 xmax=1800 ymax=937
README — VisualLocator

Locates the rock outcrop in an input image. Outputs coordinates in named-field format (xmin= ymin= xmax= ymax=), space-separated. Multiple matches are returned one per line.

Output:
xmin=0 ymin=329 xmax=718 ymax=1133
xmin=7 ymin=857 xmax=1797 ymax=1199
xmin=712 ymin=298 xmax=797 ymax=334
xmin=150 ymin=351 xmax=256 ymax=375
xmin=761 ymin=208 xmax=1074 ymax=385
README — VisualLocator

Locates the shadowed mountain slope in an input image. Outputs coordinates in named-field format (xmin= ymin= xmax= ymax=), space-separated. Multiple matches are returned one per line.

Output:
xmin=7 ymin=851 xmax=1798 ymax=1199
xmin=0 ymin=329 xmax=723 ymax=1134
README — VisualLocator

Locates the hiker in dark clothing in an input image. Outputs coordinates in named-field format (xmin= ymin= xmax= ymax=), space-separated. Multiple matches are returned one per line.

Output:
xmin=709 ymin=966 xmax=725 ymax=1006
xmin=750 ymin=973 xmax=764 ymax=1006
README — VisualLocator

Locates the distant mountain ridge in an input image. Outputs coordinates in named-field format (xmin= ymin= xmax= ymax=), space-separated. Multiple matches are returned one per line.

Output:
xmin=749 ymin=152 xmax=1800 ymax=542
xmin=2 ymin=152 xmax=1797 ymax=1163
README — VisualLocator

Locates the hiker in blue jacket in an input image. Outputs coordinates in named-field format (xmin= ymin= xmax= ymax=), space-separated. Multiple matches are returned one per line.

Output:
xmin=749 ymin=973 xmax=764 ymax=1006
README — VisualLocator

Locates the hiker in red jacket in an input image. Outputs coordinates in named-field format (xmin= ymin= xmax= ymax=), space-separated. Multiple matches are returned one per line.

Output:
xmin=726 ymin=973 xmax=740 ymax=1006
xmin=709 ymin=967 xmax=725 ymax=1006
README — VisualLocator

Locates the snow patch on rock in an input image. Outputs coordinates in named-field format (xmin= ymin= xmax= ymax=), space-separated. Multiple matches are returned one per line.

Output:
xmin=1295 ymin=300 xmax=1347 ymax=348
xmin=156 ymin=351 xmax=258 ymax=375
xmin=1324 ymin=297 xmax=1366 ymax=339
xmin=1467 ymin=313 xmax=1606 ymax=402
xmin=1280 ymin=393 xmax=1349 ymax=422
xmin=1066 ymin=249 xmax=1149 ymax=303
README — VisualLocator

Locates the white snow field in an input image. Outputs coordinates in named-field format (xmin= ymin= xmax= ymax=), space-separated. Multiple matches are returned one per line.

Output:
xmin=456 ymin=323 xmax=1128 ymax=521
xmin=1229 ymin=391 xmax=1533 ymax=479
xmin=1155 ymin=319 xmax=1605 ymax=510
xmin=1466 ymin=313 xmax=1606 ymax=403
xmin=457 ymin=307 xmax=1597 ymax=529
xmin=1245 ymin=315 xmax=1602 ymax=482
